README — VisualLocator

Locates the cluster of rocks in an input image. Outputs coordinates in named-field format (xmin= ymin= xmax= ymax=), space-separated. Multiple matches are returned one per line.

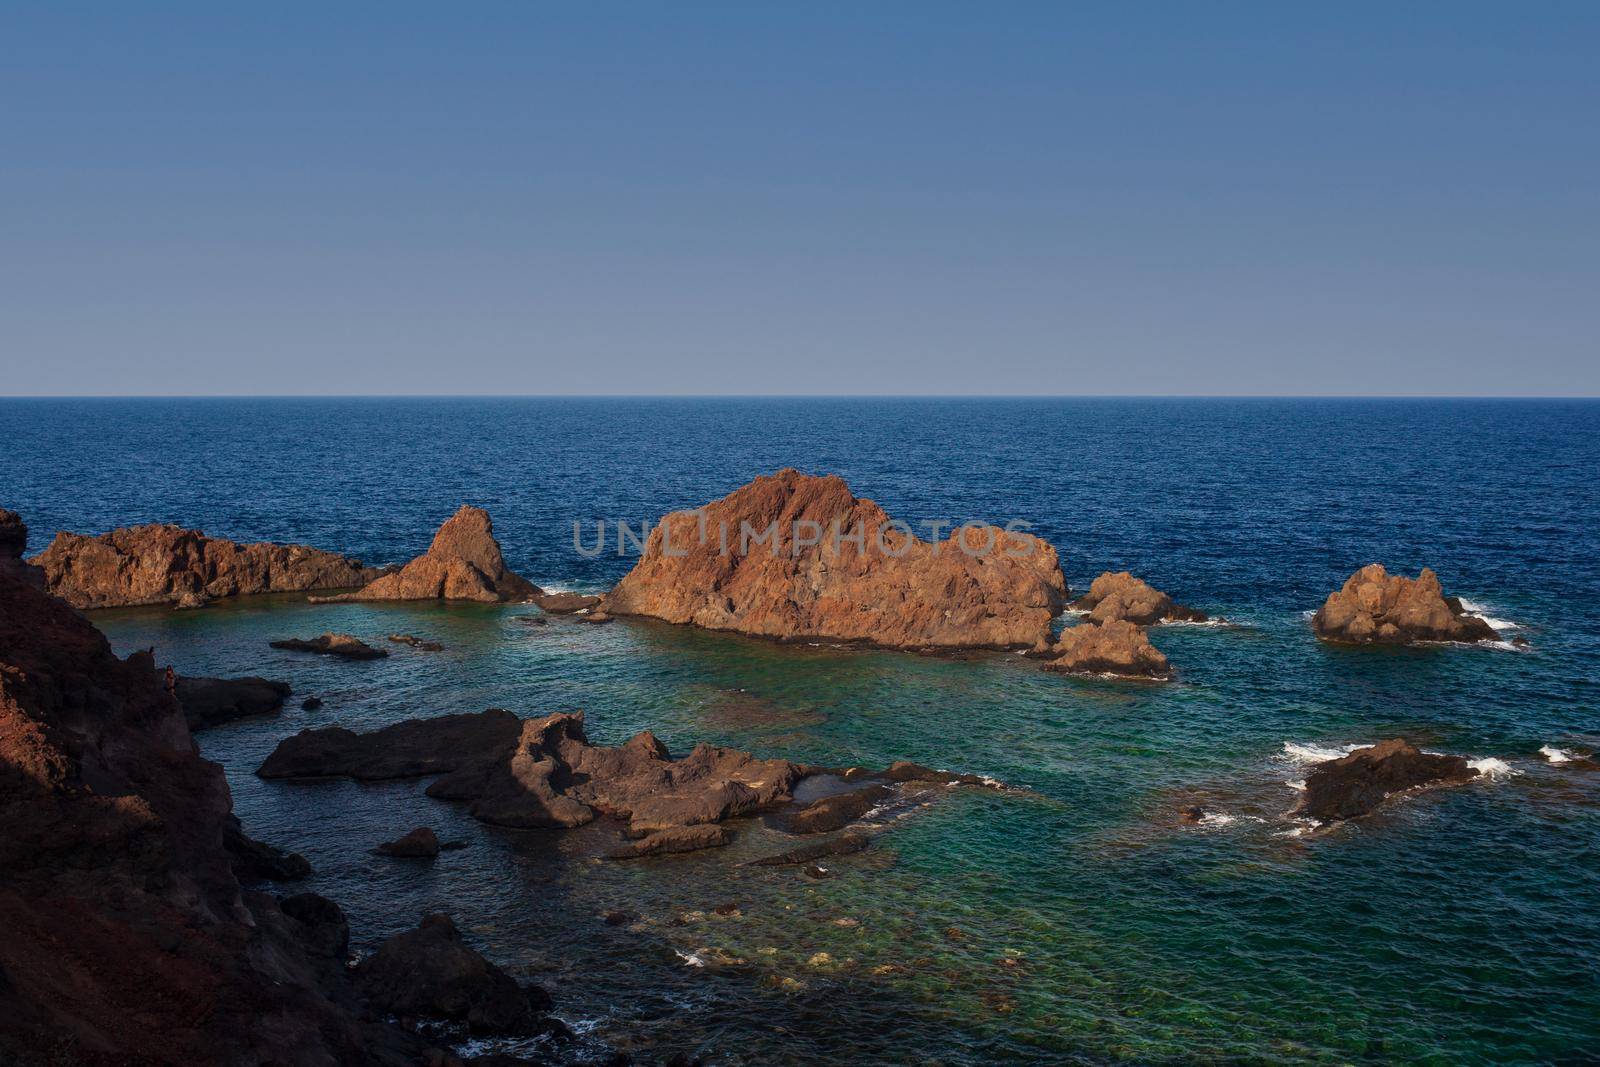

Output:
xmin=258 ymin=706 xmax=1004 ymax=859
xmin=1039 ymin=572 xmax=1200 ymax=680
xmin=1313 ymin=564 xmax=1498 ymax=645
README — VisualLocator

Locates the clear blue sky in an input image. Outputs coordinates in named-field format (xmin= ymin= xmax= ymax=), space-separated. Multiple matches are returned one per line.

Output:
xmin=2 ymin=3 xmax=1595 ymax=396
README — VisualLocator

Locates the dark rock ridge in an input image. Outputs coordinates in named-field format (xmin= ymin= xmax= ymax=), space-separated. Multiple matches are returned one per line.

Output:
xmin=28 ymin=520 xmax=384 ymax=609
xmin=271 ymin=632 xmax=389 ymax=660
xmin=1293 ymin=739 xmax=1479 ymax=824
xmin=174 ymin=674 xmax=292 ymax=731
xmin=259 ymin=708 xmax=1009 ymax=857
xmin=0 ymin=507 xmax=26 ymax=560
xmin=225 ymin=815 xmax=312 ymax=881
xmin=602 ymin=469 xmax=1069 ymax=650
xmin=1071 ymin=571 xmax=1210 ymax=625
xmin=388 ymin=633 xmax=445 ymax=651
xmin=356 ymin=913 xmax=553 ymax=1035
xmin=377 ymin=827 xmax=441 ymax=858
xmin=1045 ymin=619 xmax=1171 ymax=680
xmin=0 ymin=566 xmax=479 ymax=1064
xmin=531 ymin=590 xmax=603 ymax=614
xmin=1313 ymin=564 xmax=1497 ymax=645
xmin=312 ymin=505 xmax=539 ymax=604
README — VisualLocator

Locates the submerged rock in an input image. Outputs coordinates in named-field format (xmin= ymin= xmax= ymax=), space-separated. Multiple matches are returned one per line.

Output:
xmin=773 ymin=784 xmax=892 ymax=834
xmin=28 ymin=522 xmax=384 ymax=609
xmin=1045 ymin=619 xmax=1171 ymax=679
xmin=748 ymin=832 xmax=871 ymax=867
xmin=1293 ymin=739 xmax=1479 ymax=824
xmin=270 ymin=632 xmax=389 ymax=660
xmin=312 ymin=506 xmax=539 ymax=604
xmin=1071 ymin=571 xmax=1209 ymax=625
xmin=1312 ymin=565 xmax=1497 ymax=645
xmin=174 ymin=674 xmax=292 ymax=731
xmin=606 ymin=824 xmax=732 ymax=859
xmin=387 ymin=634 xmax=444 ymax=651
xmin=377 ymin=827 xmax=442 ymax=858
xmin=602 ymin=469 xmax=1068 ymax=650
xmin=301 ymin=696 xmax=324 ymax=711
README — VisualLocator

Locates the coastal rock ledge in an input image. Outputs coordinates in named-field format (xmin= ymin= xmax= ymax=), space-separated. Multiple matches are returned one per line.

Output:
xmin=29 ymin=521 xmax=386 ymax=609
xmin=1313 ymin=564 xmax=1496 ymax=645
xmin=1294 ymin=739 xmax=1479 ymax=824
xmin=602 ymin=469 xmax=1069 ymax=650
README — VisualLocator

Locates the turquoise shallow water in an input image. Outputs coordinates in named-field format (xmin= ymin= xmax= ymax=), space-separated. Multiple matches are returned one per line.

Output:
xmin=3 ymin=398 xmax=1598 ymax=1063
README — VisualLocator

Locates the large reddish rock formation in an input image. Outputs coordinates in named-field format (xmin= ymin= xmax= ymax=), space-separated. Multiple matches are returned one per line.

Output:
xmin=1313 ymin=564 xmax=1497 ymax=645
xmin=312 ymin=505 xmax=538 ymax=604
xmin=0 ymin=569 xmax=443 ymax=1064
xmin=1072 ymin=571 xmax=1209 ymax=625
xmin=602 ymin=469 xmax=1068 ymax=650
xmin=1045 ymin=619 xmax=1171 ymax=679
xmin=1293 ymin=739 xmax=1479 ymax=823
xmin=30 ymin=521 xmax=384 ymax=609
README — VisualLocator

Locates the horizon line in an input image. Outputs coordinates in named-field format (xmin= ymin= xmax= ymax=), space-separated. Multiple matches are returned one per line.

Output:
xmin=3 ymin=393 xmax=1598 ymax=402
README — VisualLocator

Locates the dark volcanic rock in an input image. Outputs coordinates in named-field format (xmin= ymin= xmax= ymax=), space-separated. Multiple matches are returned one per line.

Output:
xmin=1071 ymin=571 xmax=1209 ymax=625
xmin=748 ymin=831 xmax=871 ymax=867
xmin=0 ymin=564 xmax=431 ymax=1065
xmin=175 ymin=674 xmax=292 ymax=731
xmin=271 ymin=632 xmax=389 ymax=660
xmin=1293 ymin=739 xmax=1479 ymax=824
xmin=774 ymin=784 xmax=892 ymax=834
xmin=1045 ymin=619 xmax=1171 ymax=680
xmin=225 ymin=815 xmax=312 ymax=881
xmin=258 ymin=708 xmax=522 ymax=780
xmin=378 ymin=827 xmax=442 ymax=858
xmin=302 ymin=695 xmax=324 ymax=710
xmin=1312 ymin=565 xmax=1498 ymax=645
xmin=357 ymin=914 xmax=540 ymax=1034
xmin=603 ymin=468 xmax=1069 ymax=650
xmin=0 ymin=508 xmax=27 ymax=559
xmin=313 ymin=506 xmax=539 ymax=604
xmin=281 ymin=892 xmax=351 ymax=959
xmin=606 ymin=824 xmax=732 ymax=859
xmin=28 ymin=522 xmax=384 ymax=609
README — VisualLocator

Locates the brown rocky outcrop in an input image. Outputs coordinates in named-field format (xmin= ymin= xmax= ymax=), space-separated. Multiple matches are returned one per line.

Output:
xmin=1313 ymin=565 xmax=1497 ymax=645
xmin=1293 ymin=739 xmax=1479 ymax=823
xmin=312 ymin=506 xmax=538 ymax=604
xmin=387 ymin=633 xmax=444 ymax=651
xmin=28 ymin=522 xmax=384 ymax=609
xmin=0 ymin=567 xmax=451 ymax=1065
xmin=1072 ymin=571 xmax=1210 ymax=625
xmin=271 ymin=632 xmax=389 ymax=660
xmin=174 ymin=674 xmax=292 ymax=731
xmin=1045 ymin=619 xmax=1171 ymax=679
xmin=531 ymin=591 xmax=603 ymax=614
xmin=602 ymin=469 xmax=1068 ymax=650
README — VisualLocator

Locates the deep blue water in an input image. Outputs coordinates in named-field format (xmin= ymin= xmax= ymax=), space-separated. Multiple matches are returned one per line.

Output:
xmin=2 ymin=397 xmax=1598 ymax=1064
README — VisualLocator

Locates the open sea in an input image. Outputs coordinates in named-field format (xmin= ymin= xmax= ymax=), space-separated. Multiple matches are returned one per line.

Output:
xmin=2 ymin=397 xmax=1597 ymax=1065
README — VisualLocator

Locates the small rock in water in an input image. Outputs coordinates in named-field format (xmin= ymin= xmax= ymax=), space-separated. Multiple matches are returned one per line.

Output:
xmin=270 ymin=633 xmax=388 ymax=660
xmin=806 ymin=952 xmax=833 ymax=968
xmin=1179 ymin=805 xmax=1206 ymax=825
xmin=804 ymin=864 xmax=834 ymax=879
xmin=300 ymin=696 xmax=324 ymax=711
xmin=386 ymin=633 xmax=444 ymax=651
xmin=713 ymin=901 xmax=741 ymax=917
xmin=602 ymin=910 xmax=637 ymax=927
xmin=375 ymin=827 xmax=440 ymax=858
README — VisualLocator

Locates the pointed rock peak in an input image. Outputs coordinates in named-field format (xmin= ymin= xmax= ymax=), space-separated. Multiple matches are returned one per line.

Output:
xmin=428 ymin=505 xmax=506 ymax=574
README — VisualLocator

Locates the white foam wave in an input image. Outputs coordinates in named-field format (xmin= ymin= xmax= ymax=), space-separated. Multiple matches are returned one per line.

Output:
xmin=674 ymin=950 xmax=705 ymax=968
xmin=1456 ymin=599 xmax=1519 ymax=633
xmin=1468 ymin=757 xmax=1518 ymax=779
xmin=1540 ymin=745 xmax=1573 ymax=764
xmin=1285 ymin=779 xmax=1307 ymax=792
xmin=1198 ymin=812 xmax=1236 ymax=827
xmin=1280 ymin=741 xmax=1361 ymax=765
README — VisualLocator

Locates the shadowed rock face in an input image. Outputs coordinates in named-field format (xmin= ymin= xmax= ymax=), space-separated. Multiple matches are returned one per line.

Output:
xmin=1046 ymin=619 xmax=1171 ymax=679
xmin=1294 ymin=739 xmax=1479 ymax=823
xmin=1313 ymin=564 xmax=1497 ymax=645
xmin=376 ymin=827 xmax=440 ymax=858
xmin=0 ymin=570 xmax=434 ymax=1065
xmin=1073 ymin=571 xmax=1209 ymax=625
xmin=603 ymin=469 xmax=1069 ymax=650
xmin=258 ymin=708 xmax=523 ymax=780
xmin=356 ymin=914 xmax=549 ymax=1035
xmin=0 ymin=509 xmax=26 ymax=560
xmin=313 ymin=505 xmax=538 ymax=603
xmin=174 ymin=675 xmax=292 ymax=731
xmin=29 ymin=522 xmax=384 ymax=609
